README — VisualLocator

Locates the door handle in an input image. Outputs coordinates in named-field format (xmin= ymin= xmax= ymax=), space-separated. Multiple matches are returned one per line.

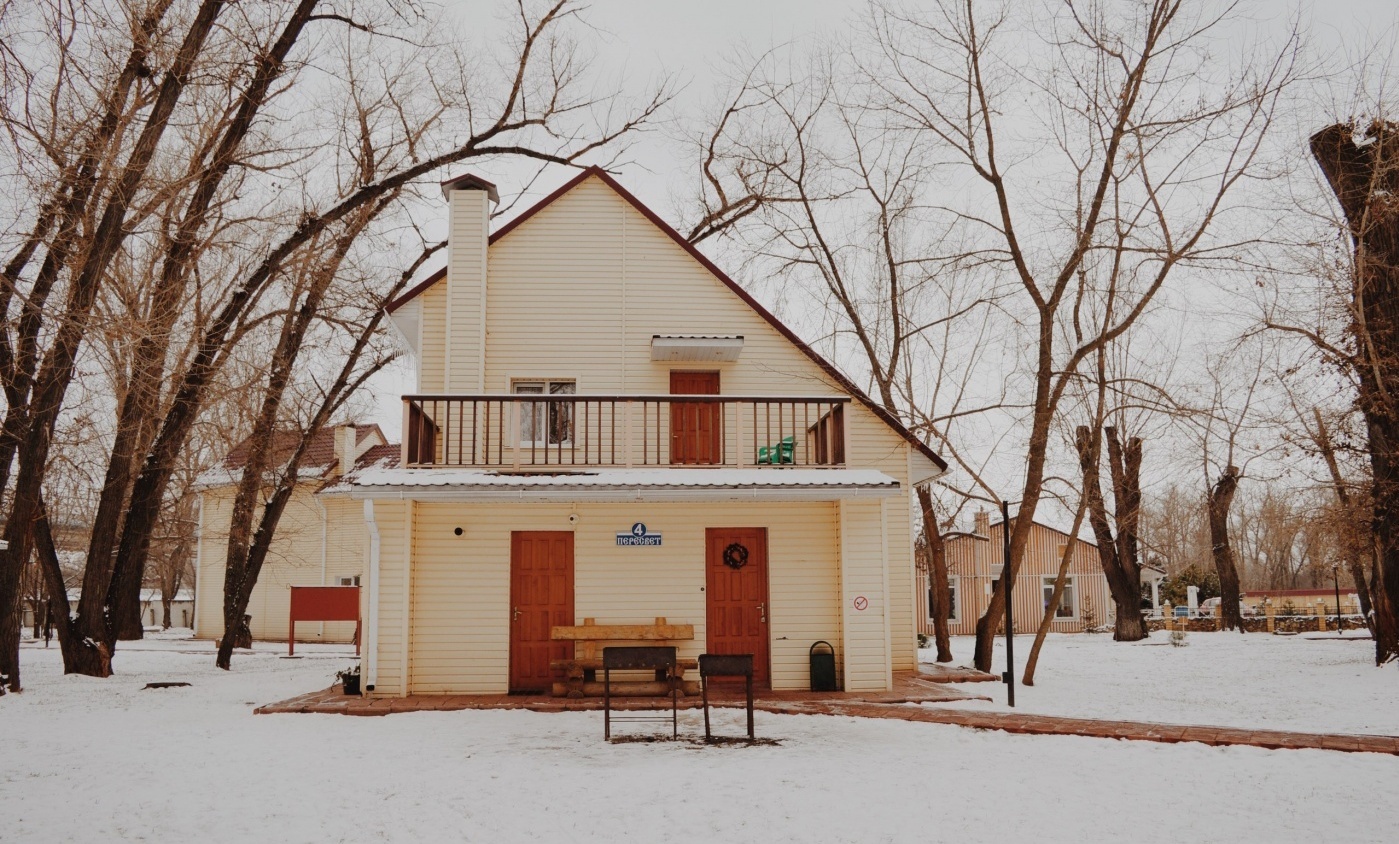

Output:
xmin=758 ymin=603 xmax=766 ymax=623
xmin=513 ymin=606 xmax=520 ymax=622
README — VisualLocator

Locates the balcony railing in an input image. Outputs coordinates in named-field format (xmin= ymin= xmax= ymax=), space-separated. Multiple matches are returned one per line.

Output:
xmin=402 ymin=394 xmax=849 ymax=470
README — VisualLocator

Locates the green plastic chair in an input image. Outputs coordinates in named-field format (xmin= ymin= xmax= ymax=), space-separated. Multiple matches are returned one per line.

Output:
xmin=757 ymin=435 xmax=796 ymax=465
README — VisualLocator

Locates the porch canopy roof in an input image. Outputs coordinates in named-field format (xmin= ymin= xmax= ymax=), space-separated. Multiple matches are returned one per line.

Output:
xmin=330 ymin=467 xmax=900 ymax=502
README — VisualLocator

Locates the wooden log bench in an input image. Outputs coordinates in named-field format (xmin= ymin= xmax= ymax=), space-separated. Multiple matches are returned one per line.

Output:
xmin=550 ymin=618 xmax=700 ymax=698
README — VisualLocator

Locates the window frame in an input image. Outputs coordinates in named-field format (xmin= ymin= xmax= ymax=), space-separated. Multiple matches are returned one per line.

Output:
xmin=1041 ymin=575 xmax=1078 ymax=620
xmin=926 ymin=574 xmax=960 ymax=624
xmin=512 ymin=379 xmax=577 ymax=447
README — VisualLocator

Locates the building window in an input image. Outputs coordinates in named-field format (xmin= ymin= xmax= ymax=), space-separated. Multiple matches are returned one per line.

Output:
xmin=1042 ymin=576 xmax=1077 ymax=619
xmin=514 ymin=380 xmax=575 ymax=445
xmin=927 ymin=576 xmax=960 ymax=623
xmin=337 ymin=576 xmax=360 ymax=587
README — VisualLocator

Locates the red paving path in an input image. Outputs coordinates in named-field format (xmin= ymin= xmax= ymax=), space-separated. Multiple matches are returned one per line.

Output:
xmin=254 ymin=670 xmax=1399 ymax=756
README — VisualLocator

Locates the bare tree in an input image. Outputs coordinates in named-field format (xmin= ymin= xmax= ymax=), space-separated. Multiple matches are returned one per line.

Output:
xmin=1307 ymin=119 xmax=1399 ymax=662
xmin=0 ymin=0 xmax=671 ymax=687
xmin=856 ymin=0 xmax=1300 ymax=671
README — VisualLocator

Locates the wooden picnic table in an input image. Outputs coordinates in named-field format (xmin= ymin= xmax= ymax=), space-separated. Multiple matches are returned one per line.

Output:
xmin=549 ymin=617 xmax=700 ymax=698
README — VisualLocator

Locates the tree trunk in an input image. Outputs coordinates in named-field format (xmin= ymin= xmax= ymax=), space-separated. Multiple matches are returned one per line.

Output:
xmin=1075 ymin=425 xmax=1149 ymax=642
xmin=1208 ymin=465 xmax=1245 ymax=632
xmin=1310 ymin=408 xmax=1376 ymax=636
xmin=0 ymin=0 xmax=230 ymax=688
xmin=1024 ymin=495 xmax=1091 ymax=685
xmin=1310 ymin=122 xmax=1399 ymax=663
xmin=916 ymin=486 xmax=954 ymax=663
xmin=34 ymin=502 xmax=111 ymax=677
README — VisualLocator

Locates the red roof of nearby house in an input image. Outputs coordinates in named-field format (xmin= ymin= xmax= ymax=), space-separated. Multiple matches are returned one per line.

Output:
xmin=221 ymin=424 xmax=385 ymax=475
xmin=384 ymin=166 xmax=947 ymax=474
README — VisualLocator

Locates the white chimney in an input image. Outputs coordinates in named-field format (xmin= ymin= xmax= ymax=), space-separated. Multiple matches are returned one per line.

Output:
xmin=336 ymin=425 xmax=357 ymax=476
xmin=440 ymin=174 xmax=498 ymax=393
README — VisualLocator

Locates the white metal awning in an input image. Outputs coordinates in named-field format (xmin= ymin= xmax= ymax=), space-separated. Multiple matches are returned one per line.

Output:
xmin=650 ymin=335 xmax=744 ymax=362
xmin=333 ymin=467 xmax=899 ymax=502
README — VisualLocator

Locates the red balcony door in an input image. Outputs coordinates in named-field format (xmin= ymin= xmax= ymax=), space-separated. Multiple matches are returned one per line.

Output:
xmin=705 ymin=527 xmax=770 ymax=689
xmin=670 ymin=370 xmax=722 ymax=465
xmin=509 ymin=531 xmax=574 ymax=693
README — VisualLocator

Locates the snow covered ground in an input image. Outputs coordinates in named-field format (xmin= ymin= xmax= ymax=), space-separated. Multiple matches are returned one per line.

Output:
xmin=924 ymin=630 xmax=1399 ymax=735
xmin=3 ymin=633 xmax=1397 ymax=842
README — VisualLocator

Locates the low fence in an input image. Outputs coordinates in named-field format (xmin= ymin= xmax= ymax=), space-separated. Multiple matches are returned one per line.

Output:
xmin=1146 ymin=603 xmax=1368 ymax=634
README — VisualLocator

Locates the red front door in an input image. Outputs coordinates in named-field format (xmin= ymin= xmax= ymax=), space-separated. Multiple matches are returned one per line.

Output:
xmin=509 ymin=531 xmax=574 ymax=693
xmin=670 ymin=370 xmax=722 ymax=465
xmin=705 ymin=527 xmax=770 ymax=688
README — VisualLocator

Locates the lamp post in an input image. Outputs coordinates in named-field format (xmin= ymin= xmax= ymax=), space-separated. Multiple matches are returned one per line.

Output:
xmin=1001 ymin=499 xmax=1015 ymax=708
xmin=1332 ymin=563 xmax=1342 ymax=634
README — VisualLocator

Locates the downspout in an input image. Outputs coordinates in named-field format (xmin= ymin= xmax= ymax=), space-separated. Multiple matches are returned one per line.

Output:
xmin=191 ymin=494 xmax=204 ymax=636
xmin=880 ymin=496 xmax=894 ymax=690
xmin=315 ymin=496 xmax=328 ymax=638
xmin=363 ymin=499 xmax=381 ymax=692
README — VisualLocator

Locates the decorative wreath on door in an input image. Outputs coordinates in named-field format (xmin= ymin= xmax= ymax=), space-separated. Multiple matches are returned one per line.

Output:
xmin=723 ymin=542 xmax=750 ymax=570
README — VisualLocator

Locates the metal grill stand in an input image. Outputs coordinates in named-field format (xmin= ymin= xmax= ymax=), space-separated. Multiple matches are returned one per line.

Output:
xmin=698 ymin=653 xmax=755 ymax=742
xmin=602 ymin=646 xmax=678 ymax=741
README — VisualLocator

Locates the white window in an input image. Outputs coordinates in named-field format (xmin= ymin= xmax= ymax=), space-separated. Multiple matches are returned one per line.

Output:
xmin=514 ymin=380 xmax=575 ymax=445
xmin=337 ymin=576 xmax=360 ymax=587
xmin=927 ymin=576 xmax=960 ymax=623
xmin=1042 ymin=576 xmax=1077 ymax=619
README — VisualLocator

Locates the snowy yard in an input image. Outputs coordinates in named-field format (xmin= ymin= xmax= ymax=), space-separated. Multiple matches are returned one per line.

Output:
xmin=2 ymin=633 xmax=1396 ymax=842
xmin=928 ymin=629 xmax=1399 ymax=735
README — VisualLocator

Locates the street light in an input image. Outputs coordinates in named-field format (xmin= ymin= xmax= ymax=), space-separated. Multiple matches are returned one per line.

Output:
xmin=1001 ymin=499 xmax=1015 ymax=708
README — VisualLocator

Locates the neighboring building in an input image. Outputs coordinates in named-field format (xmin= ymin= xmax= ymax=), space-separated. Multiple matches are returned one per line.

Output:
xmin=298 ymin=166 xmax=948 ymax=697
xmin=22 ymin=588 xmax=196 ymax=634
xmin=193 ymin=424 xmax=392 ymax=644
xmin=138 ymin=589 xmax=195 ymax=629
xmin=917 ymin=512 xmax=1116 ymax=636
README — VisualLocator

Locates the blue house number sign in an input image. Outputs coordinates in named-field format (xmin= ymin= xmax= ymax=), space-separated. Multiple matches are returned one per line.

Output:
xmin=616 ymin=522 xmax=662 ymax=547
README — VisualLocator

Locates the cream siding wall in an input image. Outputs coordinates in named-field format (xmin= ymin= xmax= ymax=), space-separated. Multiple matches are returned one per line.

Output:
xmin=372 ymin=501 xmax=849 ymax=696
xmin=377 ymin=173 xmax=934 ymax=694
xmin=418 ymin=283 xmax=447 ymax=393
xmin=193 ymin=485 xmax=365 ymax=643
xmin=366 ymin=499 xmax=409 ymax=695
xmin=414 ymin=175 xmax=921 ymax=672
xmin=840 ymin=499 xmax=892 ymax=690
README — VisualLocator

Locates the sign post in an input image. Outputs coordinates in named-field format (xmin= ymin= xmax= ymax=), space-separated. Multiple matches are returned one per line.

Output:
xmin=1001 ymin=498 xmax=1015 ymax=708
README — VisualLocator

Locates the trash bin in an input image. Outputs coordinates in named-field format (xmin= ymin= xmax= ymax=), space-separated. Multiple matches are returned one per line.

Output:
xmin=809 ymin=640 xmax=837 ymax=692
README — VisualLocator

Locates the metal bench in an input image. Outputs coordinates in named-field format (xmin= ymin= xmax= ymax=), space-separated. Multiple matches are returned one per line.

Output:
xmin=603 ymin=646 xmax=678 ymax=740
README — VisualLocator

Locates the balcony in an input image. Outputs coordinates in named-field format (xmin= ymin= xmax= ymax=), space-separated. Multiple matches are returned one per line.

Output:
xmin=402 ymin=394 xmax=849 ymax=470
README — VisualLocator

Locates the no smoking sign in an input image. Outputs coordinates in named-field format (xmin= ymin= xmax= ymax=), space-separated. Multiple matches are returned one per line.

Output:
xmin=852 ymin=595 xmax=869 ymax=611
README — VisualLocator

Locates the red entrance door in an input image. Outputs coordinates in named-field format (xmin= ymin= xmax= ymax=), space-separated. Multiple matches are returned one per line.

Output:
xmin=670 ymin=370 xmax=722 ymax=465
xmin=509 ymin=531 xmax=574 ymax=693
xmin=705 ymin=527 xmax=770 ymax=688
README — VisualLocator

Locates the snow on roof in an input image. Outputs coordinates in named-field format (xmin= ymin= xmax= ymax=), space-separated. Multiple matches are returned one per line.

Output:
xmin=990 ymin=512 xmax=1098 ymax=547
xmin=140 ymin=589 xmax=193 ymax=603
xmin=327 ymin=467 xmax=900 ymax=501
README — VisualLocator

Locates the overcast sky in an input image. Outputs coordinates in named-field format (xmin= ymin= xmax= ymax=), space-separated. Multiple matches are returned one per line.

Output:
xmin=366 ymin=0 xmax=1399 ymax=506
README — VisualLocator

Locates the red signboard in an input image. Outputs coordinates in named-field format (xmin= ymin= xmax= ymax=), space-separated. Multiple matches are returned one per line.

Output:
xmin=288 ymin=586 xmax=361 ymax=656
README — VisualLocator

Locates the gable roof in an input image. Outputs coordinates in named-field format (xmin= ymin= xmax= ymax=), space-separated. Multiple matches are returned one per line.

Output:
xmin=385 ymin=166 xmax=947 ymax=474
xmin=215 ymin=424 xmax=385 ymax=480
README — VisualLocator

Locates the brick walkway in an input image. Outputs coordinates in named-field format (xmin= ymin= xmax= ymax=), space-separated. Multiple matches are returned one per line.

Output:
xmin=253 ymin=670 xmax=989 ymax=716
xmin=253 ymin=671 xmax=1398 ymax=756
xmin=758 ymin=701 xmax=1399 ymax=756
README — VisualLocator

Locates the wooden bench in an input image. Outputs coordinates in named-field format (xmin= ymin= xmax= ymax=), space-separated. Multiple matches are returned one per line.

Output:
xmin=549 ymin=617 xmax=700 ymax=698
